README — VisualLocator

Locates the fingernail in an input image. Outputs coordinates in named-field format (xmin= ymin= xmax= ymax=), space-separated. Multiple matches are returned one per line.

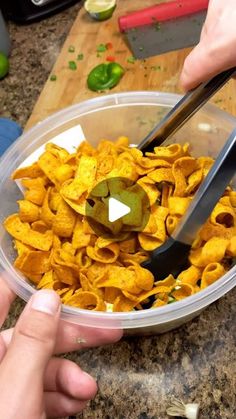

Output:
xmin=82 ymin=371 xmax=95 ymax=381
xmin=31 ymin=290 xmax=60 ymax=315
xmin=80 ymin=371 xmax=97 ymax=388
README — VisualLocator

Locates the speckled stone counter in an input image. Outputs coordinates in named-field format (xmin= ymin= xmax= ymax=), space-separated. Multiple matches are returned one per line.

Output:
xmin=1 ymin=5 xmax=236 ymax=419
xmin=0 ymin=3 xmax=81 ymax=126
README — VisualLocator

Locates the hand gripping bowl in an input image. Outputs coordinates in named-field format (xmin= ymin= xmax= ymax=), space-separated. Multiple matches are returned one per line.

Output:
xmin=0 ymin=92 xmax=236 ymax=336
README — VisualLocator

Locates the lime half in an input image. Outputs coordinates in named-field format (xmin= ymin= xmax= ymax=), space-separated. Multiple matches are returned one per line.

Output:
xmin=0 ymin=52 xmax=9 ymax=80
xmin=84 ymin=0 xmax=116 ymax=21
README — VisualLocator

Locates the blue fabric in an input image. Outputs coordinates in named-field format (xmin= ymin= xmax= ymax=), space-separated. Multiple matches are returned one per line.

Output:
xmin=0 ymin=117 xmax=22 ymax=156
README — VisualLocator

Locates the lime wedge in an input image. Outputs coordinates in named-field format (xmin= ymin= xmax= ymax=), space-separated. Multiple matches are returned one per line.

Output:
xmin=84 ymin=0 xmax=116 ymax=21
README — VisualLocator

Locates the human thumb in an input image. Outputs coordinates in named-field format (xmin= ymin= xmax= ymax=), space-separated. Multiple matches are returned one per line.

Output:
xmin=180 ymin=43 xmax=214 ymax=91
xmin=0 ymin=290 xmax=61 ymax=411
xmin=180 ymin=39 xmax=236 ymax=91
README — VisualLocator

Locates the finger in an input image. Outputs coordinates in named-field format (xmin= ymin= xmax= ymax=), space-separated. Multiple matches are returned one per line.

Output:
xmin=0 ymin=275 xmax=16 ymax=327
xmin=53 ymin=321 xmax=123 ymax=354
xmin=0 ymin=290 xmax=61 ymax=405
xmin=44 ymin=357 xmax=97 ymax=401
xmin=0 ymin=335 xmax=6 ymax=363
xmin=2 ymin=320 xmax=123 ymax=354
xmin=45 ymin=391 xmax=88 ymax=419
xmin=180 ymin=42 xmax=216 ymax=90
xmin=180 ymin=41 xmax=236 ymax=91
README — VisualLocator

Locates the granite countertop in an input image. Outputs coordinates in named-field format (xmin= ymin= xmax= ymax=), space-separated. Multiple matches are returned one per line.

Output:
xmin=1 ymin=4 xmax=236 ymax=419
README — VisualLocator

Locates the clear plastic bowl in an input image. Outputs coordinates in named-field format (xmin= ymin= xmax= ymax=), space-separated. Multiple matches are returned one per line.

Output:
xmin=0 ymin=91 xmax=236 ymax=335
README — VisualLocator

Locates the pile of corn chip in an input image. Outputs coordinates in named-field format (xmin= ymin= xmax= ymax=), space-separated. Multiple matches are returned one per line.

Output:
xmin=4 ymin=137 xmax=236 ymax=312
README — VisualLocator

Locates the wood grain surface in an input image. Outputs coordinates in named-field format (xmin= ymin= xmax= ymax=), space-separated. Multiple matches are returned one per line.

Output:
xmin=25 ymin=0 xmax=236 ymax=130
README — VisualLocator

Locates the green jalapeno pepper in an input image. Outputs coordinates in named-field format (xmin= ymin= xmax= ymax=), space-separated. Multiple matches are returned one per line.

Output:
xmin=87 ymin=62 xmax=125 ymax=92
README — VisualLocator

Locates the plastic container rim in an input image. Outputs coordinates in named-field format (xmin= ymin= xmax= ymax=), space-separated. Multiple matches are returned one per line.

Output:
xmin=0 ymin=90 xmax=236 ymax=328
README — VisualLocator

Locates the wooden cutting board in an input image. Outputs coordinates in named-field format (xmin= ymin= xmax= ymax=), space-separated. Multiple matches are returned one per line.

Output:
xmin=26 ymin=0 xmax=236 ymax=130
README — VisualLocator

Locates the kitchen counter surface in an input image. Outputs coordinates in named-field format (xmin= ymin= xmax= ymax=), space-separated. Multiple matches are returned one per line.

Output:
xmin=0 ymin=3 xmax=81 ymax=126
xmin=1 ymin=3 xmax=236 ymax=419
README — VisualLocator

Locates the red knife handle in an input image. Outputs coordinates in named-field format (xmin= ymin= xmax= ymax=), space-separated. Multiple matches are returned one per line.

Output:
xmin=119 ymin=0 xmax=209 ymax=32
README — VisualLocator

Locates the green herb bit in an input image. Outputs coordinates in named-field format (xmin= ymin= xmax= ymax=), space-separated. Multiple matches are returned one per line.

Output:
xmin=68 ymin=45 xmax=75 ymax=53
xmin=127 ymin=56 xmax=136 ymax=64
xmin=139 ymin=46 xmax=144 ymax=51
xmin=96 ymin=43 xmax=107 ymax=53
xmin=50 ymin=74 xmax=57 ymax=81
xmin=151 ymin=65 xmax=161 ymax=71
xmin=154 ymin=22 xmax=161 ymax=31
xmin=77 ymin=53 xmax=84 ymax=60
xmin=151 ymin=16 xmax=161 ymax=31
xmin=68 ymin=61 xmax=77 ymax=70
xmin=168 ymin=296 xmax=176 ymax=304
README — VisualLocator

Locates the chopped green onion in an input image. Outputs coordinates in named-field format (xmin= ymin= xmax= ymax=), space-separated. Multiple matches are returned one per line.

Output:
xmin=151 ymin=65 xmax=161 ymax=71
xmin=77 ymin=53 xmax=84 ymax=60
xmin=153 ymin=22 xmax=161 ymax=31
xmin=68 ymin=61 xmax=77 ymax=70
xmin=151 ymin=17 xmax=161 ymax=31
xmin=50 ymin=74 xmax=57 ymax=81
xmin=127 ymin=56 xmax=136 ymax=64
xmin=68 ymin=45 xmax=75 ymax=53
xmin=106 ymin=303 xmax=114 ymax=312
xmin=168 ymin=296 xmax=176 ymax=304
xmin=96 ymin=43 xmax=107 ymax=52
